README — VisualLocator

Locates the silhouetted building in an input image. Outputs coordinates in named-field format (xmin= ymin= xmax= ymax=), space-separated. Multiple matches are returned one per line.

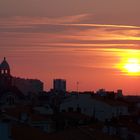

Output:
xmin=0 ymin=57 xmax=12 ymax=89
xmin=96 ymin=89 xmax=123 ymax=99
xmin=60 ymin=93 xmax=129 ymax=121
xmin=115 ymin=89 xmax=123 ymax=99
xmin=53 ymin=79 xmax=66 ymax=92
xmin=12 ymin=77 xmax=44 ymax=95
xmin=0 ymin=57 xmax=24 ymax=105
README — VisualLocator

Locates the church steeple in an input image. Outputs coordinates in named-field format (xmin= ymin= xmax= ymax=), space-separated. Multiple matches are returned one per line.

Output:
xmin=0 ymin=57 xmax=12 ymax=89
xmin=0 ymin=57 xmax=10 ymax=75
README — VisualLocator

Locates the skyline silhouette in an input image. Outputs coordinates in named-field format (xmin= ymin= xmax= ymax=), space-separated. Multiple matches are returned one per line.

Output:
xmin=0 ymin=1 xmax=140 ymax=140
xmin=0 ymin=57 xmax=139 ymax=95
xmin=0 ymin=0 xmax=140 ymax=94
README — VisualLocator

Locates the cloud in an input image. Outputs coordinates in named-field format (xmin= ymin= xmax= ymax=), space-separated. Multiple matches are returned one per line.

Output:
xmin=0 ymin=14 xmax=140 ymax=29
xmin=0 ymin=14 xmax=140 ymax=53
xmin=0 ymin=14 xmax=91 ymax=26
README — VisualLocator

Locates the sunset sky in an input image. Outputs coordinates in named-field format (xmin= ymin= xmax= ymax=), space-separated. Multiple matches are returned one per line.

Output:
xmin=0 ymin=0 xmax=140 ymax=94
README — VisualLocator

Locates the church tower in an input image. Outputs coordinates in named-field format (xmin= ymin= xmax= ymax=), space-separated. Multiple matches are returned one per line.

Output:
xmin=0 ymin=57 xmax=12 ymax=89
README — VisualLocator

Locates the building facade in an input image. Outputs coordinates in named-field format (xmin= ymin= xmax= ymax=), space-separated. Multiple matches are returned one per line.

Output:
xmin=0 ymin=57 xmax=44 ymax=105
xmin=53 ymin=79 xmax=66 ymax=92
xmin=0 ymin=57 xmax=12 ymax=90
xmin=12 ymin=77 xmax=44 ymax=95
xmin=0 ymin=57 xmax=24 ymax=105
xmin=60 ymin=94 xmax=129 ymax=121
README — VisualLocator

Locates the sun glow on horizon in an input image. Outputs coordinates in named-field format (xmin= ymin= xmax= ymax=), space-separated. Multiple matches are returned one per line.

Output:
xmin=124 ymin=58 xmax=140 ymax=73
xmin=115 ymin=49 xmax=140 ymax=76
xmin=118 ymin=57 xmax=140 ymax=76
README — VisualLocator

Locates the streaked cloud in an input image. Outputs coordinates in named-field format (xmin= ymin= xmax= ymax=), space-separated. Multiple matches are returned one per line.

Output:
xmin=0 ymin=14 xmax=91 ymax=26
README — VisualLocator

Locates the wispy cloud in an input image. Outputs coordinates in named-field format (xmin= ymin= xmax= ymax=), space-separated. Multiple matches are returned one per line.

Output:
xmin=0 ymin=14 xmax=140 ymax=29
xmin=0 ymin=14 xmax=140 ymax=54
xmin=0 ymin=14 xmax=91 ymax=26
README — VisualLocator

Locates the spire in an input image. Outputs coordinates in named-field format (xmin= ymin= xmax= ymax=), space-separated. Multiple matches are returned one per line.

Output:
xmin=0 ymin=57 xmax=10 ymax=70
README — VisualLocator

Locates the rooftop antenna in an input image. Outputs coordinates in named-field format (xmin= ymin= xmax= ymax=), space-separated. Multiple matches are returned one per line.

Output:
xmin=76 ymin=81 xmax=79 ymax=98
xmin=76 ymin=81 xmax=79 ymax=93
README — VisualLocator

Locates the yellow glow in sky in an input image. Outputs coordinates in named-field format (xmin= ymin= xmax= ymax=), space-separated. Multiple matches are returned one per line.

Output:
xmin=115 ymin=49 xmax=140 ymax=76
xmin=124 ymin=58 xmax=140 ymax=73
xmin=118 ymin=57 xmax=140 ymax=76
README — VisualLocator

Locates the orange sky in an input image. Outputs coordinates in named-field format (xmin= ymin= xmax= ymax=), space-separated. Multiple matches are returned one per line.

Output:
xmin=0 ymin=0 xmax=140 ymax=94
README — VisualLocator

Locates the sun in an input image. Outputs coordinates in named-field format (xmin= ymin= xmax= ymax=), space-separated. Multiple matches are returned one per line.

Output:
xmin=121 ymin=58 xmax=140 ymax=76
xmin=124 ymin=58 xmax=140 ymax=73
xmin=116 ymin=57 xmax=140 ymax=76
xmin=115 ymin=49 xmax=140 ymax=76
